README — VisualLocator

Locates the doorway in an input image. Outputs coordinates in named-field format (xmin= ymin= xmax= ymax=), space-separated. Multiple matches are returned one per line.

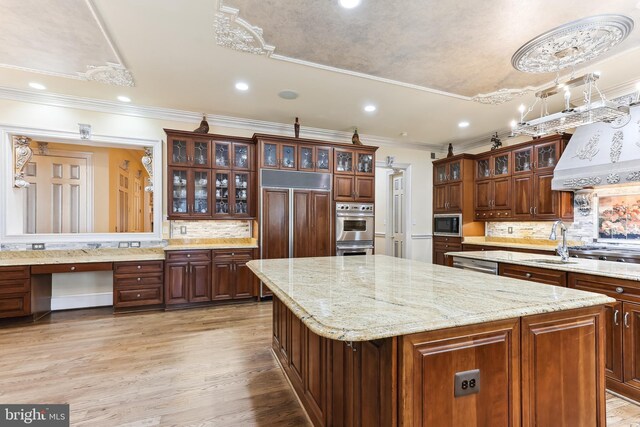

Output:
xmin=376 ymin=159 xmax=411 ymax=259
xmin=391 ymin=172 xmax=405 ymax=258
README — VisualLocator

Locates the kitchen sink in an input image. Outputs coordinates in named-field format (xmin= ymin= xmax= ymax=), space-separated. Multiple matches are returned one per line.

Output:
xmin=529 ymin=259 xmax=578 ymax=265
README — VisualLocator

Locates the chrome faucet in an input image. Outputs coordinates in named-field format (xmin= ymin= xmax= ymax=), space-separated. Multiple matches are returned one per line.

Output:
xmin=550 ymin=220 xmax=569 ymax=262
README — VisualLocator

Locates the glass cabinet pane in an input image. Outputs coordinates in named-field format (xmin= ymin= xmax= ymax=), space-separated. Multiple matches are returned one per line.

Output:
xmin=336 ymin=151 xmax=353 ymax=173
xmin=449 ymin=161 xmax=461 ymax=180
xmin=215 ymin=172 xmax=230 ymax=214
xmin=282 ymin=145 xmax=296 ymax=168
xmin=514 ymin=149 xmax=532 ymax=173
xmin=537 ymin=144 xmax=557 ymax=168
xmin=193 ymin=141 xmax=208 ymax=166
xmin=234 ymin=173 xmax=249 ymax=215
xmin=357 ymin=153 xmax=373 ymax=174
xmin=234 ymin=144 xmax=249 ymax=169
xmin=215 ymin=143 xmax=229 ymax=167
xmin=317 ymin=148 xmax=330 ymax=171
xmin=436 ymin=165 xmax=446 ymax=183
xmin=263 ymin=143 xmax=277 ymax=167
xmin=300 ymin=147 xmax=314 ymax=169
xmin=193 ymin=171 xmax=209 ymax=214
xmin=171 ymin=139 xmax=188 ymax=164
xmin=494 ymin=154 xmax=509 ymax=176
xmin=171 ymin=170 xmax=188 ymax=214
xmin=477 ymin=159 xmax=490 ymax=179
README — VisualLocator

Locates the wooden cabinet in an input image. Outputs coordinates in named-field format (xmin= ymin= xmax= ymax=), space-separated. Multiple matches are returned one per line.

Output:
xmin=432 ymin=236 xmax=462 ymax=265
xmin=212 ymin=249 xmax=257 ymax=301
xmin=433 ymin=181 xmax=462 ymax=213
xmin=334 ymin=148 xmax=375 ymax=176
xmin=334 ymin=175 xmax=375 ymax=202
xmin=293 ymin=191 xmax=332 ymax=257
xmin=0 ymin=266 xmax=31 ymax=318
xmin=211 ymin=140 xmax=253 ymax=170
xmin=113 ymin=261 xmax=164 ymax=311
xmin=434 ymin=158 xmax=462 ymax=184
xmin=498 ymin=263 xmax=567 ymax=286
xmin=333 ymin=147 xmax=375 ymax=202
xmin=434 ymin=156 xmax=473 ymax=215
xmin=568 ymin=273 xmax=640 ymax=402
xmin=259 ymin=140 xmax=298 ymax=170
xmin=168 ymin=167 xmax=212 ymax=219
xmin=167 ymin=134 xmax=211 ymax=168
xmin=212 ymin=171 xmax=255 ymax=217
xmin=165 ymin=250 xmax=212 ymax=306
xmin=298 ymin=145 xmax=333 ymax=172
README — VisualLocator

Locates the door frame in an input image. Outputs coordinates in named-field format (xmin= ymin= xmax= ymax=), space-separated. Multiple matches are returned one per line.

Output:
xmin=376 ymin=160 xmax=412 ymax=259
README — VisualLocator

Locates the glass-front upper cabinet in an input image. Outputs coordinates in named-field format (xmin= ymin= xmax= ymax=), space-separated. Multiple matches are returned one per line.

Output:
xmin=262 ymin=143 xmax=278 ymax=168
xmin=192 ymin=140 xmax=209 ymax=167
xmin=214 ymin=142 xmax=230 ymax=168
xmin=298 ymin=146 xmax=333 ymax=172
xmin=534 ymin=140 xmax=559 ymax=171
xmin=316 ymin=147 xmax=332 ymax=172
xmin=168 ymin=136 xmax=211 ymax=167
xmin=493 ymin=153 xmax=510 ymax=177
xmin=170 ymin=169 xmax=188 ymax=215
xmin=513 ymin=146 xmax=533 ymax=175
xmin=170 ymin=138 xmax=188 ymax=165
xmin=299 ymin=146 xmax=314 ymax=170
xmin=335 ymin=149 xmax=354 ymax=174
xmin=214 ymin=172 xmax=230 ymax=215
xmin=233 ymin=143 xmax=250 ymax=169
xmin=476 ymin=157 xmax=491 ymax=180
xmin=192 ymin=170 xmax=211 ymax=216
xmin=435 ymin=164 xmax=447 ymax=184
xmin=356 ymin=152 xmax=374 ymax=175
xmin=281 ymin=144 xmax=296 ymax=169
xmin=448 ymin=160 xmax=461 ymax=182
xmin=233 ymin=173 xmax=250 ymax=216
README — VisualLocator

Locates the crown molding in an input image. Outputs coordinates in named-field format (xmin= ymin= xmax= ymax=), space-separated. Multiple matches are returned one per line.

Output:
xmin=0 ymin=86 xmax=441 ymax=152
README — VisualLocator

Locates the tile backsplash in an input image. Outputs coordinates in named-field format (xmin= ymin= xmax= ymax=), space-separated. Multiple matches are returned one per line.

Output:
xmin=168 ymin=220 xmax=251 ymax=239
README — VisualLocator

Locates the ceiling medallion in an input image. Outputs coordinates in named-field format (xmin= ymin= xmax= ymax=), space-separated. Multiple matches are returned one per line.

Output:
xmin=214 ymin=4 xmax=275 ymax=56
xmin=471 ymin=88 xmax=531 ymax=105
xmin=512 ymin=15 xmax=634 ymax=73
xmin=79 ymin=63 xmax=135 ymax=87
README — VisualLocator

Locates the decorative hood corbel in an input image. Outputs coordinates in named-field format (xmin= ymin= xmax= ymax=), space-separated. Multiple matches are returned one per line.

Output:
xmin=13 ymin=136 xmax=32 ymax=188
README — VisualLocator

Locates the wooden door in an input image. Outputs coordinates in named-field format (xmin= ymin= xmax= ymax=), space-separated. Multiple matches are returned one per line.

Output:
xmin=493 ymin=177 xmax=511 ymax=210
xmin=512 ymin=146 xmax=533 ymax=175
xmin=433 ymin=185 xmax=447 ymax=213
xmin=280 ymin=143 xmax=297 ymax=169
xmin=212 ymin=260 xmax=233 ymax=301
xmin=433 ymin=245 xmax=446 ymax=265
xmin=315 ymin=147 xmax=332 ymax=173
xmin=493 ymin=152 xmax=511 ymax=178
xmin=355 ymin=151 xmax=375 ymax=176
xmin=261 ymin=142 xmax=279 ymax=169
xmin=334 ymin=148 xmax=354 ymax=174
xmin=312 ymin=192 xmax=332 ymax=257
xmin=447 ymin=159 xmax=462 ymax=182
xmin=234 ymin=257 xmax=255 ymax=299
xmin=165 ymin=263 xmax=189 ymax=304
xmin=447 ymin=182 xmax=462 ymax=212
xmin=623 ymin=302 xmax=640 ymax=390
xmin=475 ymin=156 xmax=491 ymax=181
xmin=534 ymin=140 xmax=560 ymax=172
xmin=262 ymin=188 xmax=289 ymax=259
xmin=168 ymin=168 xmax=190 ymax=218
xmin=434 ymin=163 xmax=447 ymax=185
xmin=168 ymin=136 xmax=191 ymax=167
xmin=231 ymin=172 xmax=251 ymax=217
xmin=189 ymin=261 xmax=211 ymax=302
xmin=191 ymin=138 xmax=211 ymax=167
xmin=293 ymin=190 xmax=312 ymax=258
xmin=512 ymin=175 xmax=533 ymax=219
xmin=474 ymin=180 xmax=492 ymax=210
xmin=298 ymin=145 xmax=315 ymax=171
xmin=533 ymin=172 xmax=557 ymax=219
xmin=354 ymin=176 xmax=374 ymax=202
xmin=334 ymin=176 xmax=355 ymax=201
xmin=604 ymin=302 xmax=624 ymax=381
xmin=190 ymin=169 xmax=212 ymax=218
xmin=231 ymin=142 xmax=251 ymax=170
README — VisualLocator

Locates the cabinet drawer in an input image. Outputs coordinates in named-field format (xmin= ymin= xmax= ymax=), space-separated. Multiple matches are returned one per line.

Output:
xmin=434 ymin=242 xmax=462 ymax=252
xmin=114 ymin=261 xmax=164 ymax=275
xmin=499 ymin=264 xmax=567 ymax=286
xmin=213 ymin=249 xmax=254 ymax=259
xmin=31 ymin=262 xmax=113 ymax=274
xmin=493 ymin=210 xmax=512 ymax=219
xmin=114 ymin=273 xmax=163 ymax=286
xmin=0 ymin=293 xmax=30 ymax=318
xmin=165 ymin=251 xmax=211 ymax=262
xmin=433 ymin=236 xmax=462 ymax=245
xmin=0 ymin=279 xmax=30 ymax=295
xmin=0 ymin=266 xmax=30 ymax=280
xmin=114 ymin=285 xmax=163 ymax=307
xmin=568 ymin=273 xmax=640 ymax=303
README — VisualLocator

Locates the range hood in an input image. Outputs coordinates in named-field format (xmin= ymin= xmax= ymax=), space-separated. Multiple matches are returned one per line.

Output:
xmin=551 ymin=105 xmax=640 ymax=190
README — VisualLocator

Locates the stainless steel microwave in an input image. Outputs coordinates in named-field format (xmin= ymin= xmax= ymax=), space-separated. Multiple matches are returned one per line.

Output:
xmin=433 ymin=214 xmax=462 ymax=237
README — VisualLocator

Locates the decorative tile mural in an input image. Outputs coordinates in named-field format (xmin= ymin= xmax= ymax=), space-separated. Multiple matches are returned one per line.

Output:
xmin=597 ymin=194 xmax=640 ymax=240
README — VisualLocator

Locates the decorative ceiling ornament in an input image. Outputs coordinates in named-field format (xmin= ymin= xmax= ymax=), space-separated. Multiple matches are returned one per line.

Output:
xmin=573 ymin=131 xmax=600 ymax=161
xmin=79 ymin=62 xmax=135 ymax=87
xmin=37 ymin=142 xmax=49 ymax=156
xmin=78 ymin=123 xmax=92 ymax=140
xmin=13 ymin=136 xmax=33 ymax=188
xmin=471 ymin=88 xmax=531 ymax=105
xmin=214 ymin=3 xmax=275 ymax=56
xmin=511 ymin=15 xmax=634 ymax=73
xmin=610 ymin=130 xmax=624 ymax=163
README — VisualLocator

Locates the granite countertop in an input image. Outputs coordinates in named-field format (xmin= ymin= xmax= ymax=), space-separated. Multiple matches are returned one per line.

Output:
xmin=461 ymin=237 xmax=582 ymax=252
xmin=446 ymin=250 xmax=640 ymax=282
xmin=247 ymin=255 xmax=613 ymax=342
xmin=164 ymin=238 xmax=258 ymax=251
xmin=0 ymin=248 xmax=166 ymax=267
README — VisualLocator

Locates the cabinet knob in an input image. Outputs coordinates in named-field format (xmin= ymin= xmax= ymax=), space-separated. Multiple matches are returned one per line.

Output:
xmin=137 ymin=265 xmax=142 ymax=269
xmin=616 ymin=258 xmax=626 ymax=263
xmin=616 ymin=287 xmax=624 ymax=294
xmin=525 ymin=273 xmax=532 ymax=278
xmin=445 ymin=244 xmax=449 ymax=248
xmin=70 ymin=266 xmax=76 ymax=271
xmin=137 ymin=294 xmax=141 ymax=298
xmin=187 ymin=254 xmax=191 ymax=258
xmin=231 ymin=252 xmax=235 ymax=256
xmin=137 ymin=278 xmax=141 ymax=282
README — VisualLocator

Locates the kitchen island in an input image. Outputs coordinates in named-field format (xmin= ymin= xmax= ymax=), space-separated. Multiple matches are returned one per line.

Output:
xmin=248 ymin=255 xmax=614 ymax=426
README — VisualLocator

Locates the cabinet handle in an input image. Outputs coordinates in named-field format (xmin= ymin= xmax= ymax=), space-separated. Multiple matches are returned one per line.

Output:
xmin=624 ymin=312 xmax=630 ymax=328
xmin=70 ymin=266 xmax=76 ymax=271
xmin=529 ymin=207 xmax=533 ymax=215
xmin=614 ymin=309 xmax=620 ymax=326
xmin=525 ymin=273 xmax=532 ymax=278
xmin=534 ymin=207 xmax=537 ymax=214
xmin=615 ymin=286 xmax=624 ymax=294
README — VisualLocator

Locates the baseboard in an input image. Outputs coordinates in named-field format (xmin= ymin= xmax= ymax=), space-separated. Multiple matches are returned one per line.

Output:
xmin=51 ymin=292 xmax=113 ymax=311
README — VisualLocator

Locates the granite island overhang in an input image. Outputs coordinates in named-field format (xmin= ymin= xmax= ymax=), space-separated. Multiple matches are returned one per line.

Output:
xmin=248 ymin=254 xmax=614 ymax=426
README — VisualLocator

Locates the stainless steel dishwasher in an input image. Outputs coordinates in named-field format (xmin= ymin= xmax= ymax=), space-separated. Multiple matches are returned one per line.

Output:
xmin=451 ymin=256 xmax=498 ymax=275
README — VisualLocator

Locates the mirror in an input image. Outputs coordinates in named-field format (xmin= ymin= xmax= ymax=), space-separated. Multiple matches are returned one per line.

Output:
xmin=1 ymin=126 xmax=162 ymax=243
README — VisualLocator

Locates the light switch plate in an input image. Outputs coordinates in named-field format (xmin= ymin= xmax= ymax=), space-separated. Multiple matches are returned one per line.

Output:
xmin=180 ymin=226 xmax=187 ymax=235
xmin=32 ymin=243 xmax=45 ymax=250
xmin=454 ymin=369 xmax=480 ymax=397
xmin=130 ymin=241 xmax=141 ymax=248
xmin=118 ymin=242 xmax=130 ymax=248
xmin=508 ymin=227 xmax=513 ymax=234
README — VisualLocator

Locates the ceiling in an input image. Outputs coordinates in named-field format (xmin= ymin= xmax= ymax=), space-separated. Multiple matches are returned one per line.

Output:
xmin=0 ymin=0 xmax=639 ymax=149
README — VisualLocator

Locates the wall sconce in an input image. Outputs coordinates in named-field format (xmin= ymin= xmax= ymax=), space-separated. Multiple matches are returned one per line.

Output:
xmin=13 ymin=135 xmax=33 ymax=188
xmin=141 ymin=147 xmax=154 ymax=192
xmin=78 ymin=123 xmax=92 ymax=140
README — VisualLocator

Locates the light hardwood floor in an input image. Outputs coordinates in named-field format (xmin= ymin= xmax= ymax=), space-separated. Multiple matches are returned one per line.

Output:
xmin=0 ymin=302 xmax=638 ymax=426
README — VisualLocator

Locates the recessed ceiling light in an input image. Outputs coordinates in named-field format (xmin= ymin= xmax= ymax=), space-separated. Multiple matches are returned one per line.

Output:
xmin=458 ymin=121 xmax=470 ymax=128
xmin=278 ymin=90 xmax=299 ymax=100
xmin=340 ymin=0 xmax=361 ymax=9
xmin=117 ymin=96 xmax=131 ymax=103
xmin=235 ymin=82 xmax=249 ymax=91
xmin=364 ymin=105 xmax=376 ymax=112
xmin=29 ymin=82 xmax=46 ymax=90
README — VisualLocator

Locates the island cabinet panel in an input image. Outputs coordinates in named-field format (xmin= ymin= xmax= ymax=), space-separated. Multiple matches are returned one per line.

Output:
xmin=604 ymin=302 xmax=624 ymax=382
xmin=623 ymin=302 xmax=640 ymax=391
xmin=399 ymin=319 xmax=520 ymax=427
xmin=498 ymin=264 xmax=567 ymax=287
xmin=520 ymin=306 xmax=606 ymax=427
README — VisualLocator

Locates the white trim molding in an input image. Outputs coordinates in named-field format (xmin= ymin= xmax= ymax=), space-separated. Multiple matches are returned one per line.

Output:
xmin=51 ymin=291 xmax=113 ymax=311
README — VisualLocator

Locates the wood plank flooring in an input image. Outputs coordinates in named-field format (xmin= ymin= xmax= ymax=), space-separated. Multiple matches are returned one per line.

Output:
xmin=0 ymin=302 xmax=638 ymax=426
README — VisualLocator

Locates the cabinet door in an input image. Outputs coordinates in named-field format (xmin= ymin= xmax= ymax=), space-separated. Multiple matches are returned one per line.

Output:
xmin=213 ymin=171 xmax=231 ymax=216
xmin=356 ymin=151 xmax=375 ymax=176
xmin=474 ymin=180 xmax=492 ymax=210
xmin=533 ymin=172 xmax=557 ymax=219
xmin=262 ymin=188 xmax=290 ymax=259
xmin=475 ymin=156 xmax=491 ymax=181
xmin=192 ymin=138 xmax=211 ymax=167
xmin=312 ymin=191 xmax=332 ymax=257
xmin=189 ymin=261 xmax=211 ymax=302
xmin=433 ymin=246 xmax=446 ymax=265
xmin=298 ymin=146 xmax=315 ymax=171
xmin=446 ymin=182 xmax=462 ymax=212
xmin=448 ymin=160 xmax=462 ymax=182
xmin=293 ymin=190 xmax=312 ymax=258
xmin=434 ymin=164 xmax=447 ymax=185
xmin=334 ymin=149 xmax=354 ymax=174
xmin=165 ymin=263 xmax=189 ymax=304
xmin=168 ymin=136 xmax=191 ymax=167
xmin=191 ymin=169 xmax=212 ymax=217
xmin=231 ymin=172 xmax=251 ymax=217
xmin=232 ymin=142 xmax=251 ymax=170
xmin=512 ymin=146 xmax=533 ymax=175
xmin=234 ymin=257 xmax=255 ymax=299
xmin=604 ymin=302 xmax=624 ymax=382
xmin=623 ymin=302 xmax=640 ymax=389
xmin=512 ymin=175 xmax=533 ymax=219
xmin=0 ymin=293 xmax=30 ymax=318
xmin=280 ymin=144 xmax=297 ymax=169
xmin=493 ymin=152 xmax=511 ymax=177
xmin=334 ymin=176 xmax=355 ymax=201
xmin=534 ymin=140 xmax=559 ymax=172
xmin=354 ymin=176 xmax=374 ymax=202
xmin=433 ymin=185 xmax=447 ymax=213
xmin=493 ymin=177 xmax=511 ymax=210
xmin=168 ymin=168 xmax=189 ymax=217
xmin=261 ymin=142 xmax=279 ymax=169
xmin=315 ymin=147 xmax=332 ymax=172
xmin=212 ymin=260 xmax=233 ymax=301
xmin=213 ymin=142 xmax=231 ymax=168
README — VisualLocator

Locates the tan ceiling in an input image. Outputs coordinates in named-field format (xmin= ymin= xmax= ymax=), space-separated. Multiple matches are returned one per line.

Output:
xmin=0 ymin=0 xmax=638 ymax=148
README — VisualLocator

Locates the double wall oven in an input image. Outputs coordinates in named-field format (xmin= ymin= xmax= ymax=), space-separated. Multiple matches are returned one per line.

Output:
xmin=336 ymin=203 xmax=374 ymax=256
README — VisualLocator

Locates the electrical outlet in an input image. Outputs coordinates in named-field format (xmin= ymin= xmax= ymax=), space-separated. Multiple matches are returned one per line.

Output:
xmin=31 ymin=243 xmax=45 ymax=250
xmin=508 ymin=227 xmax=513 ymax=234
xmin=130 ymin=241 xmax=141 ymax=248
xmin=118 ymin=242 xmax=130 ymax=248
xmin=180 ymin=226 xmax=187 ymax=235
xmin=454 ymin=369 xmax=480 ymax=397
